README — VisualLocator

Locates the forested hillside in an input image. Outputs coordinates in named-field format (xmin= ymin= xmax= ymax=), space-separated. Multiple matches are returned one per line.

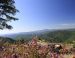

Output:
xmin=39 ymin=30 xmax=75 ymax=43
xmin=0 ymin=29 xmax=75 ymax=43
xmin=0 ymin=37 xmax=15 ymax=44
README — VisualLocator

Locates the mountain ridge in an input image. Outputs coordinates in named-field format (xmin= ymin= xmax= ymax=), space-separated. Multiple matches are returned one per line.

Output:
xmin=0 ymin=28 xmax=75 ymax=36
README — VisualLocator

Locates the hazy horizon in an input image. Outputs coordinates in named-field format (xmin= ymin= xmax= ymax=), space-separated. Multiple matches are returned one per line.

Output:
xmin=0 ymin=27 xmax=75 ymax=35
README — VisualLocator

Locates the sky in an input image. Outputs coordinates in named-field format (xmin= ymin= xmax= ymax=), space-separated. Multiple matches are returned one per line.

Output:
xmin=0 ymin=0 xmax=75 ymax=34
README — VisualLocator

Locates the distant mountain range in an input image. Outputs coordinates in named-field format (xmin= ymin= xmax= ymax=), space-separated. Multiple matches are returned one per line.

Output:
xmin=39 ymin=29 xmax=75 ymax=43
xmin=0 ymin=28 xmax=75 ymax=43
xmin=0 ymin=29 xmax=56 ymax=39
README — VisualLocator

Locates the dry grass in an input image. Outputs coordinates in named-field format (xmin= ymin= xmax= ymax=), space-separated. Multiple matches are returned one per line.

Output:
xmin=63 ymin=54 xmax=74 ymax=58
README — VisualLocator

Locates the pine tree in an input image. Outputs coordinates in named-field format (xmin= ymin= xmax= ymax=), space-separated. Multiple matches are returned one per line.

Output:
xmin=0 ymin=0 xmax=19 ymax=29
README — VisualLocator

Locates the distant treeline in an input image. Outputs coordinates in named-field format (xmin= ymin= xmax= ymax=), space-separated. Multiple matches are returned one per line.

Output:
xmin=0 ymin=29 xmax=75 ymax=44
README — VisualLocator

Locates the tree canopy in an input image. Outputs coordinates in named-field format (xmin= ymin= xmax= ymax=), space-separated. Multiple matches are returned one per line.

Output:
xmin=0 ymin=0 xmax=19 ymax=29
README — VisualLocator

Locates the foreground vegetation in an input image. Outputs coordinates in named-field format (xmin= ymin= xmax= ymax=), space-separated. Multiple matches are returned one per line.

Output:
xmin=0 ymin=36 xmax=75 ymax=58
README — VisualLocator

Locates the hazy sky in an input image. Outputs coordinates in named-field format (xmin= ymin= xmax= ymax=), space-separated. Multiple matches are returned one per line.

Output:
xmin=0 ymin=0 xmax=75 ymax=34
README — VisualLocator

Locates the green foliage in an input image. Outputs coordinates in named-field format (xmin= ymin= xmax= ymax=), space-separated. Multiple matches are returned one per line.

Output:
xmin=0 ymin=0 xmax=19 ymax=29
xmin=73 ymin=41 xmax=75 ymax=48
xmin=38 ymin=30 xmax=75 ymax=43
xmin=73 ymin=44 xmax=75 ymax=48
xmin=0 ymin=37 xmax=15 ymax=44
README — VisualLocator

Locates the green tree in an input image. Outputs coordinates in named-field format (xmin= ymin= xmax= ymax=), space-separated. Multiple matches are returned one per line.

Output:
xmin=0 ymin=0 xmax=19 ymax=29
